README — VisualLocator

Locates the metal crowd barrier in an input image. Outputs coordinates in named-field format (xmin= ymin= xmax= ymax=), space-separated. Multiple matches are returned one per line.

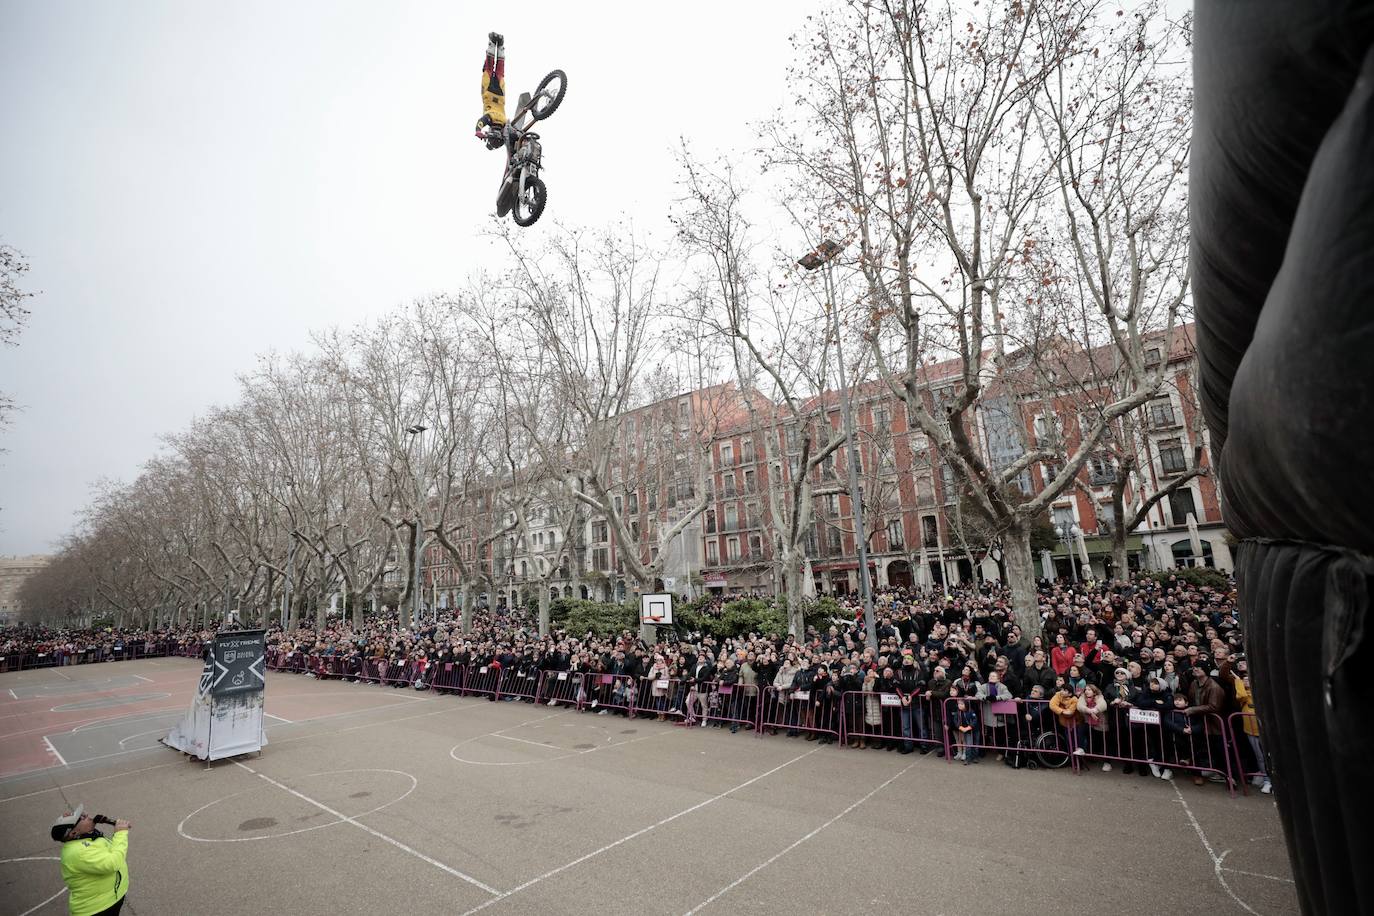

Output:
xmin=759 ymin=685 xmax=842 ymax=742
xmin=842 ymin=692 xmax=947 ymax=753
xmin=1059 ymin=704 xmax=1236 ymax=792
xmin=540 ymin=669 xmax=585 ymax=709
xmin=936 ymin=696 xmax=1075 ymax=769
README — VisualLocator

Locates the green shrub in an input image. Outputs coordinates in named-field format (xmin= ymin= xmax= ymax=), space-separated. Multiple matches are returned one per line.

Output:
xmin=696 ymin=598 xmax=788 ymax=639
xmin=549 ymin=598 xmax=638 ymax=637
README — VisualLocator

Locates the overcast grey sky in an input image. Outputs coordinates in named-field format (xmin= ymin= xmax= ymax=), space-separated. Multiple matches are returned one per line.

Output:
xmin=0 ymin=0 xmax=811 ymax=555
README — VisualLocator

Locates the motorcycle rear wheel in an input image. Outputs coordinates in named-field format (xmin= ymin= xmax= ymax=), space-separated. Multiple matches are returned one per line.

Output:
xmin=512 ymin=176 xmax=547 ymax=227
xmin=530 ymin=70 xmax=567 ymax=121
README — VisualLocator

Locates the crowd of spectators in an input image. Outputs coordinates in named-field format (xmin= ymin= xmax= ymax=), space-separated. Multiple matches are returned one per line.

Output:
xmin=1 ymin=574 xmax=1264 ymax=793
xmin=0 ymin=623 xmax=209 ymax=668
xmin=260 ymin=573 xmax=1268 ymax=793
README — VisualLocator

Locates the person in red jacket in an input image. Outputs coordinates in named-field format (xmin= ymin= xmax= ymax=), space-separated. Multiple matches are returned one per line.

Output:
xmin=1050 ymin=633 xmax=1076 ymax=676
xmin=1079 ymin=627 xmax=1106 ymax=667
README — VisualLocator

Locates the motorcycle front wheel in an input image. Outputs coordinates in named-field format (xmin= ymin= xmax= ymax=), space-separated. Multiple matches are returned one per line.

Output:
xmin=530 ymin=70 xmax=567 ymax=121
xmin=512 ymin=176 xmax=547 ymax=227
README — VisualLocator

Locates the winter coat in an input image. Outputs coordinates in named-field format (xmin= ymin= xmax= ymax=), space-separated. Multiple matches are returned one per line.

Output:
xmin=1050 ymin=691 xmax=1081 ymax=728
xmin=1077 ymin=693 xmax=1109 ymax=732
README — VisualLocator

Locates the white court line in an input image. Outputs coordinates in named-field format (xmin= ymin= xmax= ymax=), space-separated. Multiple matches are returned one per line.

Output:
xmin=232 ymin=761 xmax=500 ymax=895
xmin=0 ymin=856 xmax=66 ymax=916
xmin=41 ymin=736 xmax=67 ymax=767
xmin=1222 ymin=866 xmax=1296 ymax=885
xmin=460 ymin=747 xmax=822 ymax=916
xmin=8 ymin=690 xmax=15 ymax=700
xmin=264 ymin=713 xmax=294 ymax=724
xmin=493 ymin=733 xmax=559 ymax=750
xmin=0 ymin=762 xmax=179 ymax=804
xmin=1172 ymin=780 xmax=1263 ymax=915
xmin=131 ymin=675 xmax=154 ymax=683
xmin=17 ymin=886 xmax=66 ymax=916
xmin=684 ymin=760 xmax=915 ymax=915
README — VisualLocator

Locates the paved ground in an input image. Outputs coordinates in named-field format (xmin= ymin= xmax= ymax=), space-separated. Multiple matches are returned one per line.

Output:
xmin=0 ymin=659 xmax=1299 ymax=915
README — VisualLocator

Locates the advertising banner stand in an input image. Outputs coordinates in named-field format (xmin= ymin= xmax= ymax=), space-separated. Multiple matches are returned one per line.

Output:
xmin=163 ymin=629 xmax=267 ymax=762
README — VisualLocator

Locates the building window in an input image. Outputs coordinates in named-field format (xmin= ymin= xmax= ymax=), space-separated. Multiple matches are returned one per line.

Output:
xmin=720 ymin=443 xmax=734 ymax=467
xmin=724 ymin=505 xmax=738 ymax=531
xmin=940 ymin=462 xmax=956 ymax=505
xmin=727 ymin=537 xmax=741 ymax=561
xmin=824 ymin=493 xmax=840 ymax=517
xmin=1158 ymin=438 xmax=1188 ymax=475
xmin=1097 ymin=501 xmax=1117 ymax=530
xmin=1169 ymin=488 xmax=1198 ymax=526
xmin=1145 ymin=347 xmax=1162 ymax=366
xmin=746 ymin=502 xmax=760 ymax=529
xmin=648 ymin=488 xmax=657 ymax=511
xmin=1148 ymin=397 xmax=1177 ymax=428
xmin=748 ymin=534 xmax=762 ymax=558
xmin=916 ymin=475 xmax=935 ymax=508
xmin=1088 ymin=455 xmax=1117 ymax=486
xmin=1052 ymin=505 xmax=1075 ymax=529
xmin=827 ymin=527 xmax=843 ymax=553
xmin=921 ymin=516 xmax=939 ymax=547
xmin=613 ymin=495 xmax=622 ymax=515
xmin=592 ymin=548 xmax=609 ymax=571
xmin=706 ymin=539 xmax=719 ymax=564
xmin=742 ymin=439 xmax=754 ymax=464
xmin=724 ymin=473 xmax=737 ymax=497
xmin=743 ymin=468 xmax=756 ymax=493
xmin=593 ymin=521 xmax=609 ymax=543
xmin=887 ymin=518 xmax=904 ymax=549
xmin=628 ymin=492 xmax=639 ymax=514
xmin=705 ymin=510 xmax=717 ymax=534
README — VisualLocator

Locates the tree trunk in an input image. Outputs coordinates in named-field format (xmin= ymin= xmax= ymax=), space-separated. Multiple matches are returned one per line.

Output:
xmin=784 ymin=550 xmax=805 ymax=637
xmin=460 ymin=581 xmax=473 ymax=636
xmin=539 ymin=586 xmax=551 ymax=638
xmin=1110 ymin=525 xmax=1130 ymax=584
xmin=351 ymin=591 xmax=363 ymax=629
xmin=1002 ymin=528 xmax=1042 ymax=641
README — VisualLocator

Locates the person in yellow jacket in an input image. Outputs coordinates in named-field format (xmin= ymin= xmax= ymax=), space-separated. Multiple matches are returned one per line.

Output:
xmin=50 ymin=805 xmax=130 ymax=916
xmin=1234 ymin=675 xmax=1272 ymax=794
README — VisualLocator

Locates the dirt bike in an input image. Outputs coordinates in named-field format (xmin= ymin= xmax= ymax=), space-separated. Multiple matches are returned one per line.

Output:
xmin=481 ymin=69 xmax=567 ymax=227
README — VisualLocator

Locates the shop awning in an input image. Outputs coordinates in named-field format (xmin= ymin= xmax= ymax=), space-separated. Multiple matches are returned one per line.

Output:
xmin=1051 ymin=534 xmax=1143 ymax=558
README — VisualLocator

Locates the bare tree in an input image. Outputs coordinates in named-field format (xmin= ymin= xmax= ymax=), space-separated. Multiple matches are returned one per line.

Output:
xmin=769 ymin=0 xmax=1190 ymax=636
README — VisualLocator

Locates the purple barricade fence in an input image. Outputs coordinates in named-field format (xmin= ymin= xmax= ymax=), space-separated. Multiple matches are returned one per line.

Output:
xmin=431 ymin=662 xmax=465 ymax=694
xmin=540 ymin=670 xmax=584 ymax=709
xmin=842 ymin=692 xmax=946 ymax=753
xmin=633 ymin=676 xmax=686 ymax=721
xmin=584 ymin=673 xmax=636 ymax=715
xmin=691 ymin=680 xmax=759 ymax=731
xmin=1228 ymin=712 xmax=1269 ymax=795
xmin=938 ymin=696 xmax=1074 ymax=769
xmin=759 ymin=685 xmax=842 ymax=742
xmin=363 ymin=658 xmax=416 ymax=688
xmin=501 ymin=668 xmax=541 ymax=703
xmin=462 ymin=664 xmax=503 ymax=699
xmin=1060 ymin=704 xmax=1236 ymax=791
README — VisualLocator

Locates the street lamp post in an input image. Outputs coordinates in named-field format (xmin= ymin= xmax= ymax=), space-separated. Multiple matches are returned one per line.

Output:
xmin=798 ymin=239 xmax=877 ymax=650
xmin=1056 ymin=522 xmax=1083 ymax=584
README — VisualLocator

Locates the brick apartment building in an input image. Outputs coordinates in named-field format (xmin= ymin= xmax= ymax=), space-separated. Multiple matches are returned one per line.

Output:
xmin=422 ymin=325 xmax=1226 ymax=608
